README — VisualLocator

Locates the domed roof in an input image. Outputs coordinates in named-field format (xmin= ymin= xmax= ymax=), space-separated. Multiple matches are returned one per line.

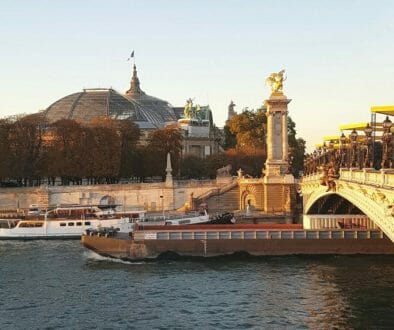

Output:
xmin=44 ymin=65 xmax=178 ymax=128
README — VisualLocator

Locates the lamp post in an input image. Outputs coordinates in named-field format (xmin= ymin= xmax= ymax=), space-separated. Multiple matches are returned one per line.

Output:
xmin=340 ymin=132 xmax=347 ymax=168
xmin=322 ymin=142 xmax=327 ymax=165
xmin=381 ymin=116 xmax=392 ymax=169
xmin=313 ymin=150 xmax=318 ymax=173
xmin=364 ymin=123 xmax=373 ymax=168
xmin=350 ymin=129 xmax=358 ymax=168
xmin=328 ymin=140 xmax=335 ymax=164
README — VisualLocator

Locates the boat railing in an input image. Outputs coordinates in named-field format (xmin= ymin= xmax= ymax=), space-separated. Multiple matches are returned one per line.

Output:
xmin=143 ymin=211 xmax=203 ymax=222
xmin=133 ymin=229 xmax=385 ymax=241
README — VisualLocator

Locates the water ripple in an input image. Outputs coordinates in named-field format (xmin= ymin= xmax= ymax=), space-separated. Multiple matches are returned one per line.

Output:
xmin=1 ymin=241 xmax=394 ymax=329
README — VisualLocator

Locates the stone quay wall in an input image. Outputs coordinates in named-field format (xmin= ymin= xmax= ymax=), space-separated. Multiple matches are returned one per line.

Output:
xmin=0 ymin=179 xmax=235 ymax=212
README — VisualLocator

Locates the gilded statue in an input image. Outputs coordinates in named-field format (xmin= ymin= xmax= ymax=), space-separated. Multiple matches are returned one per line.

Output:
xmin=183 ymin=98 xmax=206 ymax=120
xmin=266 ymin=69 xmax=286 ymax=94
xmin=184 ymin=98 xmax=194 ymax=119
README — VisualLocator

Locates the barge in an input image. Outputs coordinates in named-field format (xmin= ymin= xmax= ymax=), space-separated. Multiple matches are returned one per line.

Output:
xmin=81 ymin=224 xmax=394 ymax=260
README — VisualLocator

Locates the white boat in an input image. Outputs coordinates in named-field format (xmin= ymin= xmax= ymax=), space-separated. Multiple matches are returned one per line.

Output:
xmin=131 ymin=210 xmax=210 ymax=227
xmin=0 ymin=205 xmax=145 ymax=240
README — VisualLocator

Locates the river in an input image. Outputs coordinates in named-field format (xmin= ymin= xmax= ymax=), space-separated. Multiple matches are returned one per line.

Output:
xmin=1 ymin=240 xmax=394 ymax=329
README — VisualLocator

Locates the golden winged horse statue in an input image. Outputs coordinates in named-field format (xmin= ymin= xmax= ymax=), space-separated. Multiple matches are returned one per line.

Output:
xmin=265 ymin=69 xmax=286 ymax=94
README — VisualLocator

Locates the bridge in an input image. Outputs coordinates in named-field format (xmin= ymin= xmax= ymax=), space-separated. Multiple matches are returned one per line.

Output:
xmin=300 ymin=106 xmax=394 ymax=242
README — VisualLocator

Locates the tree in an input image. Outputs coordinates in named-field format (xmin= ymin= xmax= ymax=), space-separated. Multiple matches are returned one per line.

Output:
xmin=288 ymin=116 xmax=306 ymax=177
xmin=222 ymin=125 xmax=236 ymax=149
xmin=118 ymin=120 xmax=140 ymax=178
xmin=146 ymin=125 xmax=183 ymax=177
xmin=180 ymin=155 xmax=206 ymax=179
xmin=226 ymin=108 xmax=267 ymax=151
xmin=0 ymin=118 xmax=13 ymax=180
xmin=7 ymin=114 xmax=47 ymax=186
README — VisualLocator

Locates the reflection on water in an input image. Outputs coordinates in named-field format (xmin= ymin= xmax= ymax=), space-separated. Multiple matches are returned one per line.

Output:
xmin=1 ymin=241 xmax=394 ymax=329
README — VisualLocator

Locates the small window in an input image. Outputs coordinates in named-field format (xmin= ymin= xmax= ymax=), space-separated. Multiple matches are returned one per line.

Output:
xmin=60 ymin=223 xmax=66 ymax=227
xmin=84 ymin=221 xmax=91 ymax=226
xmin=76 ymin=222 xmax=82 ymax=226
xmin=68 ymin=222 xmax=74 ymax=226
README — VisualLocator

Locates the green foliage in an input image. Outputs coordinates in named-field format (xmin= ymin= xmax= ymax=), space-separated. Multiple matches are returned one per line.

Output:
xmin=287 ymin=116 xmax=306 ymax=178
xmin=146 ymin=125 xmax=183 ymax=177
xmin=180 ymin=156 xmax=206 ymax=178
xmin=226 ymin=108 xmax=267 ymax=151
xmin=222 ymin=125 xmax=236 ymax=149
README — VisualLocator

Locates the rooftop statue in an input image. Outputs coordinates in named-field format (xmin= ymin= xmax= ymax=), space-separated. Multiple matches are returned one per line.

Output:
xmin=183 ymin=98 xmax=209 ymax=121
xmin=184 ymin=98 xmax=194 ymax=119
xmin=265 ymin=69 xmax=286 ymax=94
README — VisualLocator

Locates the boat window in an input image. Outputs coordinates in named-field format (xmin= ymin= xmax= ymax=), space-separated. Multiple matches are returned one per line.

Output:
xmin=84 ymin=221 xmax=91 ymax=226
xmin=59 ymin=223 xmax=66 ymax=227
xmin=68 ymin=222 xmax=74 ymax=226
xmin=0 ymin=221 xmax=10 ymax=229
xmin=19 ymin=222 xmax=44 ymax=228
xmin=76 ymin=222 xmax=82 ymax=226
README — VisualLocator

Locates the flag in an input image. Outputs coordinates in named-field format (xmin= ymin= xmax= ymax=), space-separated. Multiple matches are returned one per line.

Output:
xmin=127 ymin=51 xmax=134 ymax=61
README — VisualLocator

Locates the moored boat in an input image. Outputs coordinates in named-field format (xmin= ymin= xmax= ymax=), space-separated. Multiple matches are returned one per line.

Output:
xmin=0 ymin=205 xmax=145 ymax=240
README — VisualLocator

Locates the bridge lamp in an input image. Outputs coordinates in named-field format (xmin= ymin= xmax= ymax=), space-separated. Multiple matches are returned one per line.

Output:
xmin=322 ymin=142 xmax=327 ymax=154
xmin=339 ymin=132 xmax=347 ymax=168
xmin=364 ymin=123 xmax=373 ymax=138
xmin=340 ymin=132 xmax=346 ymax=145
xmin=383 ymin=116 xmax=392 ymax=132
xmin=350 ymin=129 xmax=358 ymax=168
xmin=381 ymin=116 xmax=392 ymax=169
xmin=350 ymin=129 xmax=358 ymax=142
xmin=329 ymin=140 xmax=334 ymax=150
xmin=364 ymin=123 xmax=373 ymax=168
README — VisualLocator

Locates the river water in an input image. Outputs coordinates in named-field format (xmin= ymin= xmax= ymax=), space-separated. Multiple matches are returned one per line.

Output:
xmin=1 ymin=240 xmax=394 ymax=329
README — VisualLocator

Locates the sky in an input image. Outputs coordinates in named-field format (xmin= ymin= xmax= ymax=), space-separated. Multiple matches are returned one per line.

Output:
xmin=1 ymin=0 xmax=394 ymax=150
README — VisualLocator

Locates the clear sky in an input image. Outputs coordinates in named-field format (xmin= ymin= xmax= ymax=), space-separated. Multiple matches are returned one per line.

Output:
xmin=1 ymin=0 xmax=394 ymax=150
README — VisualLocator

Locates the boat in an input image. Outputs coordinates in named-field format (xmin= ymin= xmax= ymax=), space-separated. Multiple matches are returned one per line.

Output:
xmin=84 ymin=210 xmax=233 ymax=237
xmin=0 ymin=204 xmax=145 ymax=240
xmin=81 ymin=223 xmax=394 ymax=261
xmin=139 ymin=210 xmax=234 ymax=227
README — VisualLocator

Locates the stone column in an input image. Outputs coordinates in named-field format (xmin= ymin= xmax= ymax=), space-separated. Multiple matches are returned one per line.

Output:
xmin=282 ymin=111 xmax=288 ymax=162
xmin=165 ymin=152 xmax=173 ymax=188
xmin=263 ymin=92 xmax=295 ymax=215
xmin=264 ymin=93 xmax=291 ymax=178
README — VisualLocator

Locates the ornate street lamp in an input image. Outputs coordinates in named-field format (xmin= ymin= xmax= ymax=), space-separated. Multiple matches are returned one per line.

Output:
xmin=381 ymin=116 xmax=392 ymax=169
xmin=322 ymin=142 xmax=328 ymax=164
xmin=364 ymin=123 xmax=373 ymax=168
xmin=350 ymin=129 xmax=358 ymax=168
xmin=313 ymin=149 xmax=318 ymax=173
xmin=328 ymin=140 xmax=335 ymax=164
xmin=316 ymin=147 xmax=322 ymax=167
xmin=340 ymin=132 xmax=347 ymax=168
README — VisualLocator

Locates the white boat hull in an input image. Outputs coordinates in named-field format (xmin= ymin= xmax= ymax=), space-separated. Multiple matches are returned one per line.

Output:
xmin=0 ymin=217 xmax=134 ymax=240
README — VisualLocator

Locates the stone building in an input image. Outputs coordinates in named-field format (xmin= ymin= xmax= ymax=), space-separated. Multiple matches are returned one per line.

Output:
xmin=43 ymin=64 xmax=220 ymax=156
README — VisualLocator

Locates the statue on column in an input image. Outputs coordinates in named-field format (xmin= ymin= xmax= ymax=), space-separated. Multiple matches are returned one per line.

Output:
xmin=227 ymin=100 xmax=236 ymax=120
xmin=266 ymin=69 xmax=286 ymax=94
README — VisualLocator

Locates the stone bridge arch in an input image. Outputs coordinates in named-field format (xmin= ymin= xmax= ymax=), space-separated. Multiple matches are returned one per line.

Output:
xmin=302 ymin=180 xmax=394 ymax=242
